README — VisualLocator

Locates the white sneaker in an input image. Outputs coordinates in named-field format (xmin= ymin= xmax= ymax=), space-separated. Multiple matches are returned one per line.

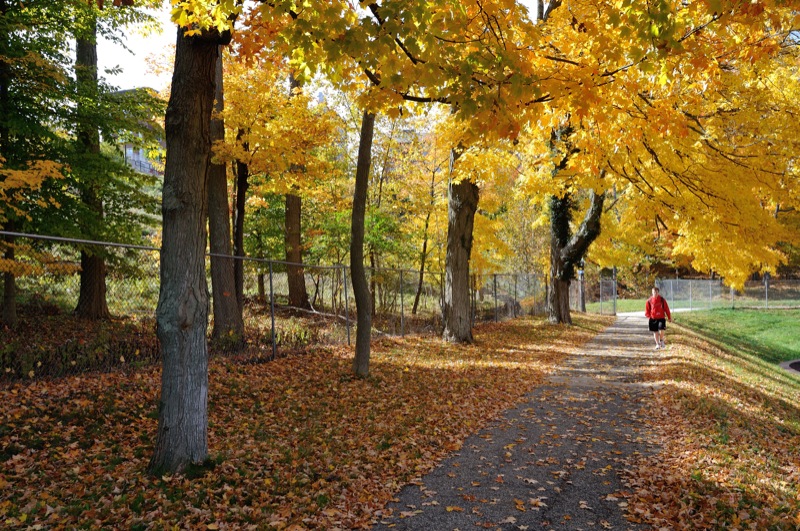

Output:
xmin=654 ymin=345 xmax=661 ymax=350
xmin=661 ymin=341 xmax=666 ymax=349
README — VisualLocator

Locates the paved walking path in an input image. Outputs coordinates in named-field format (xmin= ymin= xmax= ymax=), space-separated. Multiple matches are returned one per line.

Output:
xmin=372 ymin=314 xmax=659 ymax=531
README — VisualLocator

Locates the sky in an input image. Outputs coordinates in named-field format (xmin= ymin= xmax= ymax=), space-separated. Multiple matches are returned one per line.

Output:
xmin=98 ymin=5 xmax=174 ymax=92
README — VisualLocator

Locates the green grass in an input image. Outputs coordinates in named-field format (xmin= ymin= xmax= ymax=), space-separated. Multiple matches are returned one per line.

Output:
xmin=674 ymin=308 xmax=800 ymax=364
xmin=585 ymin=298 xmax=646 ymax=314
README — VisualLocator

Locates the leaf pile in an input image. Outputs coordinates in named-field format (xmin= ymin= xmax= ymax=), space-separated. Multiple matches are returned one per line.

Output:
xmin=0 ymin=315 xmax=609 ymax=529
xmin=625 ymin=327 xmax=800 ymax=529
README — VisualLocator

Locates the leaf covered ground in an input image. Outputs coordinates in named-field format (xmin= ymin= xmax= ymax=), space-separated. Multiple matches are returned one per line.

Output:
xmin=0 ymin=315 xmax=609 ymax=529
xmin=626 ymin=321 xmax=800 ymax=530
xmin=3 ymin=312 xmax=799 ymax=530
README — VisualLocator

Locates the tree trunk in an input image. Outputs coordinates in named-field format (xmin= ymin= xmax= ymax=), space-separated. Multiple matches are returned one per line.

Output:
xmin=369 ymin=251 xmax=377 ymax=316
xmin=547 ymin=189 xmax=605 ymax=324
xmin=75 ymin=249 xmax=110 ymax=319
xmin=285 ymin=192 xmax=310 ymax=308
xmin=207 ymin=51 xmax=244 ymax=349
xmin=149 ymin=27 xmax=221 ymax=475
xmin=257 ymin=273 xmax=265 ymax=302
xmin=233 ymin=132 xmax=248 ymax=308
xmin=284 ymin=73 xmax=311 ymax=310
xmin=351 ymin=110 xmax=375 ymax=377
xmin=548 ymin=257 xmax=573 ymax=325
xmin=74 ymin=17 xmax=110 ymax=320
xmin=442 ymin=177 xmax=479 ymax=343
xmin=412 ymin=211 xmax=431 ymax=315
xmin=413 ymin=169 xmax=438 ymax=315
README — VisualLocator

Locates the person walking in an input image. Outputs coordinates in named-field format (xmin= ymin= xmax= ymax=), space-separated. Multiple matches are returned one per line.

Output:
xmin=645 ymin=286 xmax=672 ymax=349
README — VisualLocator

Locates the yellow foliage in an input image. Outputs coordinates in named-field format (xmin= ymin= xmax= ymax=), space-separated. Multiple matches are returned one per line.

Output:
xmin=173 ymin=0 xmax=799 ymax=282
xmin=0 ymin=158 xmax=65 ymax=223
xmin=0 ymin=241 xmax=81 ymax=277
xmin=213 ymin=47 xmax=340 ymax=198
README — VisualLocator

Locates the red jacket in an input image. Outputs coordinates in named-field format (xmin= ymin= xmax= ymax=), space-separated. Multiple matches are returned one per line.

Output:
xmin=645 ymin=295 xmax=671 ymax=320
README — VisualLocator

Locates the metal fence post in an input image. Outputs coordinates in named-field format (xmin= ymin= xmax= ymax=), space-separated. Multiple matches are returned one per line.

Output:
xmin=599 ymin=278 xmax=604 ymax=315
xmin=709 ymin=280 xmax=712 ymax=309
xmin=513 ymin=275 xmax=517 ymax=318
xmin=493 ymin=274 xmax=498 ymax=322
xmin=342 ymin=265 xmax=351 ymax=346
xmin=765 ymin=273 xmax=770 ymax=309
xmin=399 ymin=269 xmax=405 ymax=337
xmin=470 ymin=274 xmax=475 ymax=326
xmin=612 ymin=266 xmax=617 ymax=315
xmin=269 ymin=261 xmax=277 ymax=361
xmin=689 ymin=281 xmax=693 ymax=312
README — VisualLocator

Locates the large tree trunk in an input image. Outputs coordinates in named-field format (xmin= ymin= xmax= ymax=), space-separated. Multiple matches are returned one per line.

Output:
xmin=442 ymin=177 xmax=479 ymax=343
xmin=149 ymin=27 xmax=221 ymax=475
xmin=547 ymin=189 xmax=605 ymax=324
xmin=351 ymin=110 xmax=375 ymax=377
xmin=285 ymin=192 xmax=310 ymax=308
xmin=284 ymin=74 xmax=311 ymax=310
xmin=75 ymin=244 xmax=110 ymax=319
xmin=207 ymin=51 xmax=244 ymax=348
xmin=232 ymin=132 xmax=248 ymax=308
xmin=74 ymin=17 xmax=110 ymax=320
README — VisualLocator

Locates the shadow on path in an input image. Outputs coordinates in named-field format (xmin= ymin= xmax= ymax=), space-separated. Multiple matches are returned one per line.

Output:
xmin=372 ymin=315 xmax=659 ymax=531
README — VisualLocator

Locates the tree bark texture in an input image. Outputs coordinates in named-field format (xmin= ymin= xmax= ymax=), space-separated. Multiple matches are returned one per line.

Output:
xmin=442 ymin=178 xmax=479 ymax=343
xmin=74 ymin=20 xmax=111 ymax=320
xmin=149 ymin=28 xmax=220 ymax=475
xmin=351 ymin=110 xmax=375 ymax=377
xmin=285 ymin=192 xmax=310 ymax=308
xmin=233 ymin=132 xmax=248 ymax=308
xmin=207 ymin=51 xmax=244 ymax=348
xmin=284 ymin=74 xmax=311 ymax=310
xmin=547 ymin=190 xmax=605 ymax=324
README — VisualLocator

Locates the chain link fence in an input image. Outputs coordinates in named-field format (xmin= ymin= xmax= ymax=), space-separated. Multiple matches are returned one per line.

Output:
xmin=657 ymin=278 xmax=800 ymax=310
xmin=471 ymin=272 xmax=547 ymax=323
xmin=1 ymin=232 xmax=557 ymax=380
xmin=570 ymin=274 xmax=618 ymax=315
xmin=7 ymin=231 xmax=797 ymax=383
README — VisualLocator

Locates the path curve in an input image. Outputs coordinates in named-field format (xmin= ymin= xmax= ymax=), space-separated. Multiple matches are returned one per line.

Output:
xmin=372 ymin=314 xmax=659 ymax=531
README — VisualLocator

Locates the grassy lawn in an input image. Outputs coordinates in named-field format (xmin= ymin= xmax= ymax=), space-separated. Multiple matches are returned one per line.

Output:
xmin=585 ymin=298 xmax=646 ymax=314
xmin=673 ymin=308 xmax=800 ymax=364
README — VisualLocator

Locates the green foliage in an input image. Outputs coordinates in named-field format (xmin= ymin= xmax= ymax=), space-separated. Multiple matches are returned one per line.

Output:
xmin=305 ymin=209 xmax=351 ymax=265
xmin=0 ymin=1 xmax=73 ymax=224
xmin=1 ymin=1 xmax=165 ymax=244
xmin=243 ymin=192 xmax=285 ymax=260
xmin=365 ymin=207 xmax=412 ymax=266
